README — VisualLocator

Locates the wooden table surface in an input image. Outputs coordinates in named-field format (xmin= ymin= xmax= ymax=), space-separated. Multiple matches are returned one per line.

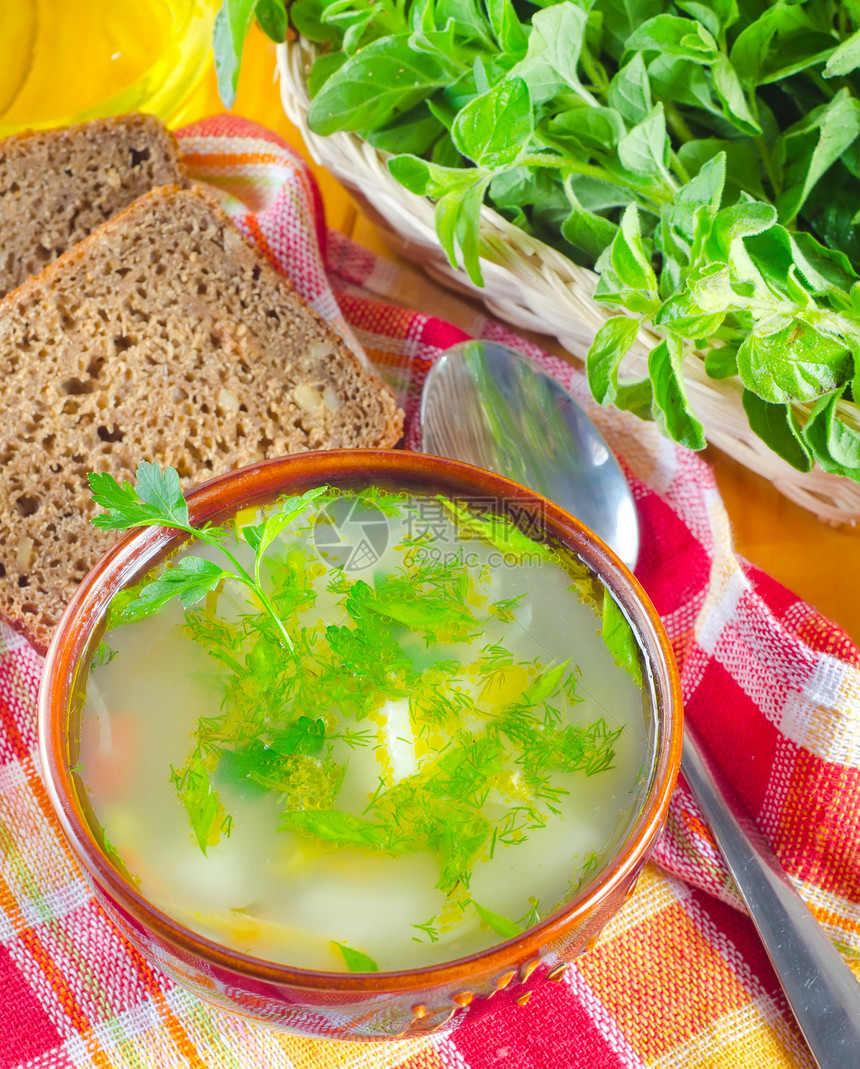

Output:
xmin=180 ymin=27 xmax=860 ymax=644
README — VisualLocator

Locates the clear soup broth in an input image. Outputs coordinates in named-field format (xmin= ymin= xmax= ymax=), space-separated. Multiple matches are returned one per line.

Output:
xmin=77 ymin=486 xmax=655 ymax=973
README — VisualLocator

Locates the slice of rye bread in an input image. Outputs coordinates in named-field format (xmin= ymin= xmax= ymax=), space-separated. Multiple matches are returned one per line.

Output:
xmin=0 ymin=184 xmax=403 ymax=653
xmin=0 ymin=113 xmax=187 ymax=298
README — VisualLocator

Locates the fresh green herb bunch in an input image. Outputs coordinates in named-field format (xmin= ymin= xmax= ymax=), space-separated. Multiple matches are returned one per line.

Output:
xmin=258 ymin=0 xmax=860 ymax=480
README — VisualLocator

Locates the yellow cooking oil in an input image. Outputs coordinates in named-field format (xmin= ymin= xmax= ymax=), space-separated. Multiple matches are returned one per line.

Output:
xmin=0 ymin=0 xmax=218 ymax=136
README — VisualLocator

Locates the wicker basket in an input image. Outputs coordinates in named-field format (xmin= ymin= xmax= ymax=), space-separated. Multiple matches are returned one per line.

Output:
xmin=278 ymin=37 xmax=860 ymax=526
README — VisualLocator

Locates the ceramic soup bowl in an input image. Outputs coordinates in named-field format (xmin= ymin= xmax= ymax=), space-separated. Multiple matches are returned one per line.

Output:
xmin=39 ymin=450 xmax=683 ymax=1040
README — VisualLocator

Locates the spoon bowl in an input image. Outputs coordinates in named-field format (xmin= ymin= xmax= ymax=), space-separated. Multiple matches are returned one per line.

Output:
xmin=421 ymin=341 xmax=639 ymax=570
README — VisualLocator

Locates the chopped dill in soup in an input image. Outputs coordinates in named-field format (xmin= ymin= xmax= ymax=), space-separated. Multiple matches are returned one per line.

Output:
xmin=79 ymin=464 xmax=653 ymax=973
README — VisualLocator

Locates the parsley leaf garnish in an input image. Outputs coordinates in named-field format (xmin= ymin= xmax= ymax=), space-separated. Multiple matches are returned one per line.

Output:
xmin=601 ymin=592 xmax=644 ymax=686
xmin=89 ymin=463 xmax=329 ymax=654
xmin=332 ymin=941 xmax=379 ymax=973
xmin=473 ymin=901 xmax=523 ymax=939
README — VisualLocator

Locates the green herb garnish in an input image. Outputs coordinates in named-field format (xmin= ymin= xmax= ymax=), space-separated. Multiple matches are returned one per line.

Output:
xmin=601 ymin=590 xmax=644 ymax=686
xmin=169 ymin=753 xmax=226 ymax=855
xmin=473 ymin=901 xmax=523 ymax=940
xmin=411 ymin=915 xmax=440 ymax=943
xmin=90 ymin=640 xmax=117 ymax=670
xmin=89 ymin=462 xmax=328 ymax=653
xmin=332 ymin=941 xmax=380 ymax=973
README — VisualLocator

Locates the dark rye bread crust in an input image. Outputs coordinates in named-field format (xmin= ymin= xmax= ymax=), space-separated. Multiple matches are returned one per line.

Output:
xmin=0 ymin=184 xmax=403 ymax=652
xmin=0 ymin=113 xmax=188 ymax=298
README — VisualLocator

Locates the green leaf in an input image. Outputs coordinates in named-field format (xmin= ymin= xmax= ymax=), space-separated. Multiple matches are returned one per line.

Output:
xmin=89 ymin=472 xmax=160 ymax=530
xmin=677 ymin=138 xmax=766 ymax=201
xmin=709 ymin=55 xmax=761 ymax=136
xmin=707 ymin=198 xmax=778 ymax=262
xmin=332 ymin=942 xmax=380 ymax=973
xmin=451 ymin=78 xmax=533 ymax=167
xmin=289 ymin=0 xmax=334 ymax=43
xmin=119 ymin=557 xmax=225 ymax=622
xmin=428 ymin=0 xmax=495 ymax=49
xmin=824 ymin=28 xmax=860 ymax=78
xmin=307 ymin=51 xmax=349 ymax=98
xmin=473 ymin=901 xmax=523 ymax=939
xmin=826 ymin=404 xmax=860 ymax=469
xmin=648 ymin=336 xmax=706 ymax=450
xmin=586 ymin=316 xmax=640 ymax=405
xmin=606 ymin=53 xmax=652 ymax=126
xmin=507 ymin=54 xmax=566 ymax=107
xmin=439 ymin=499 xmax=555 ymax=564
xmin=741 ymin=390 xmax=812 ymax=472
xmin=594 ymin=229 xmax=660 ymax=316
xmin=561 ymin=205 xmax=618 ymax=261
xmin=736 ymin=322 xmax=854 ymax=404
xmin=802 ymin=159 xmax=860 ymax=267
xmin=88 ymin=463 xmax=190 ymax=531
xmin=774 ymin=90 xmax=860 ymax=225
xmin=802 ymin=391 xmax=860 ymax=477
xmin=646 ymin=55 xmax=721 ymax=118
xmin=177 ymin=764 xmax=224 ymax=855
xmin=729 ymin=4 xmax=836 ymax=87
xmin=655 ymin=292 xmax=725 ymax=339
xmin=521 ymin=660 xmax=570 ymax=706
xmin=704 ymin=344 xmax=739 ymax=379
xmin=134 ymin=462 xmax=190 ymax=527
xmin=364 ymin=591 xmax=473 ymax=630
xmin=610 ymin=205 xmax=658 ymax=297
xmin=676 ymin=0 xmax=739 ymax=42
xmin=244 ymin=486 xmax=330 ymax=562
xmin=616 ymin=103 xmax=671 ymax=180
xmin=614 ymin=377 xmax=653 ymax=419
xmin=490 ymin=166 xmax=556 ymax=210
xmin=307 ymin=34 xmax=460 ymax=135
xmin=387 ymin=154 xmax=474 ymax=198
xmin=434 ymin=176 xmax=490 ymax=285
xmin=212 ymin=0 xmax=257 ymax=109
xmin=365 ymin=102 xmax=445 ymax=155
xmin=668 ymin=155 xmax=726 ymax=241
xmin=486 ymin=0 xmax=529 ymax=57
xmin=789 ymin=232 xmax=858 ymax=296
xmin=601 ymin=594 xmax=643 ymax=685
xmin=625 ymin=14 xmax=719 ymax=63
xmin=528 ymin=2 xmax=590 ymax=93
xmin=269 ymin=716 xmax=327 ymax=757
xmin=254 ymin=0 xmax=287 ymax=43
xmin=687 ymin=262 xmax=730 ymax=314
xmin=595 ymin=0 xmax=666 ymax=62
xmin=547 ymin=105 xmax=627 ymax=154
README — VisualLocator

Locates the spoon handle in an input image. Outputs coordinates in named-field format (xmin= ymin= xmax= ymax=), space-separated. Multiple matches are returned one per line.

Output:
xmin=681 ymin=724 xmax=860 ymax=1068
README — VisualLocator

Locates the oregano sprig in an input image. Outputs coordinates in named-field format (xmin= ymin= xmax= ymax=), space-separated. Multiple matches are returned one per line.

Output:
xmin=267 ymin=0 xmax=860 ymax=480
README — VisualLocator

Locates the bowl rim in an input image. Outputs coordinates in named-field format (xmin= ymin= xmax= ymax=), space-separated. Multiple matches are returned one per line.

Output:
xmin=38 ymin=448 xmax=683 ymax=994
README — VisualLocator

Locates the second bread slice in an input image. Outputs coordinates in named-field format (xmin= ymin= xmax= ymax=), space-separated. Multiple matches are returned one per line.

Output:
xmin=0 ymin=113 xmax=188 ymax=298
xmin=0 ymin=184 xmax=403 ymax=651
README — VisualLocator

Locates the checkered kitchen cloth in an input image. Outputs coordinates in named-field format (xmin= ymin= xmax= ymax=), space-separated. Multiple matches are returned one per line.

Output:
xmin=1 ymin=115 xmax=857 ymax=1068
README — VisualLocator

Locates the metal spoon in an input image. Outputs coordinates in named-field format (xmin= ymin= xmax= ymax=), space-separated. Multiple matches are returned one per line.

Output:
xmin=420 ymin=339 xmax=860 ymax=1069
xmin=420 ymin=339 xmax=639 ymax=569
